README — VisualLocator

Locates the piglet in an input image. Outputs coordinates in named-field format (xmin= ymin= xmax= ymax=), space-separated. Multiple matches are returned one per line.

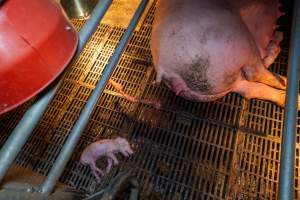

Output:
xmin=108 ymin=79 xmax=162 ymax=109
xmin=80 ymin=137 xmax=134 ymax=182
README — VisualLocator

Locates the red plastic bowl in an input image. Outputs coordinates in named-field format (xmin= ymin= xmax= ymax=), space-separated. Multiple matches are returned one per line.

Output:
xmin=0 ymin=0 xmax=78 ymax=115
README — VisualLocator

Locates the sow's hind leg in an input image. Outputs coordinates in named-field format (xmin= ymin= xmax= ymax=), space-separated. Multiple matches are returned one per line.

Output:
xmin=242 ymin=62 xmax=286 ymax=90
xmin=232 ymin=79 xmax=300 ymax=109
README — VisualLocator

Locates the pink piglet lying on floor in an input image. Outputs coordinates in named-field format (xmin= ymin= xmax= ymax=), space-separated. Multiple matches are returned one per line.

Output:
xmin=80 ymin=137 xmax=134 ymax=182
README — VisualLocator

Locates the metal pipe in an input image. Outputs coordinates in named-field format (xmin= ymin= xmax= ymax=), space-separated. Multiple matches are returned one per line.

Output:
xmin=0 ymin=0 xmax=112 ymax=183
xmin=38 ymin=0 xmax=149 ymax=195
xmin=76 ymin=0 xmax=113 ymax=57
xmin=278 ymin=1 xmax=300 ymax=199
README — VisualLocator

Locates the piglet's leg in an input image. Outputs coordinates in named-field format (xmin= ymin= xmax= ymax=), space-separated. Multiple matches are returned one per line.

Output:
xmin=120 ymin=149 xmax=130 ymax=157
xmin=107 ymin=153 xmax=119 ymax=165
xmin=106 ymin=158 xmax=113 ymax=173
xmin=109 ymin=79 xmax=161 ymax=108
xmin=91 ymin=169 xmax=101 ymax=183
xmin=108 ymin=79 xmax=124 ymax=91
xmin=94 ymin=166 xmax=105 ymax=176
xmin=90 ymin=162 xmax=104 ymax=182
xmin=232 ymin=80 xmax=288 ymax=107
xmin=108 ymin=80 xmax=139 ymax=103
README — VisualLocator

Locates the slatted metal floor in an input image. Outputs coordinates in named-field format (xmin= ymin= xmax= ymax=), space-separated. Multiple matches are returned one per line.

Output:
xmin=0 ymin=1 xmax=298 ymax=199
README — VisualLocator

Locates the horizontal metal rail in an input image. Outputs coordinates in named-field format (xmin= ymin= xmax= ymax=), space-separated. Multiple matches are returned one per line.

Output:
xmin=0 ymin=0 xmax=112 ymax=183
xmin=38 ymin=0 xmax=149 ymax=195
xmin=278 ymin=0 xmax=300 ymax=199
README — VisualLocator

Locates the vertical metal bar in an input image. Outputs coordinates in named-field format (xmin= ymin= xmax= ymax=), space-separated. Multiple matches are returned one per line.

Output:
xmin=278 ymin=1 xmax=300 ymax=199
xmin=0 ymin=0 xmax=112 ymax=183
xmin=76 ymin=0 xmax=112 ymax=57
xmin=38 ymin=0 xmax=148 ymax=195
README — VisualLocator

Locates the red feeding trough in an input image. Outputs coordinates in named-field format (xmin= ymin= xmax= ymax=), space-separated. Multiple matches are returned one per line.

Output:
xmin=0 ymin=0 xmax=78 ymax=115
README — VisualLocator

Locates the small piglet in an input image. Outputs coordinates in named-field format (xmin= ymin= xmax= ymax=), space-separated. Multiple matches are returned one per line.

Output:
xmin=80 ymin=137 xmax=134 ymax=182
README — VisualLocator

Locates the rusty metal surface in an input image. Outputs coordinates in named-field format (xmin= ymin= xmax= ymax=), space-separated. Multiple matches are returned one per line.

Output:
xmin=100 ymin=0 xmax=154 ymax=31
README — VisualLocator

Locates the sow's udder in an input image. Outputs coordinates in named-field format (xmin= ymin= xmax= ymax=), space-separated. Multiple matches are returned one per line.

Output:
xmin=162 ymin=56 xmax=236 ymax=102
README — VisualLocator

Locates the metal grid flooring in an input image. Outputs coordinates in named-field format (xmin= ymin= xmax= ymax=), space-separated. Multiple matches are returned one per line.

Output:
xmin=0 ymin=1 xmax=298 ymax=199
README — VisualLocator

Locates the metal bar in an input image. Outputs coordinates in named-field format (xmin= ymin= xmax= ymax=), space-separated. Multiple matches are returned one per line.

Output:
xmin=0 ymin=0 xmax=112 ymax=183
xmin=278 ymin=1 xmax=300 ymax=199
xmin=38 ymin=0 xmax=149 ymax=195
xmin=76 ymin=0 xmax=112 ymax=57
